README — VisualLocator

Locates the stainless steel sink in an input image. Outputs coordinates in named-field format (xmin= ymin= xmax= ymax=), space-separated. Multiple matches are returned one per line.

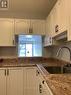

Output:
xmin=44 ymin=66 xmax=71 ymax=74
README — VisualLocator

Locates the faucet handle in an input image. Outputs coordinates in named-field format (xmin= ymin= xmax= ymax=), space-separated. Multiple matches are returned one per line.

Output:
xmin=64 ymin=63 xmax=71 ymax=67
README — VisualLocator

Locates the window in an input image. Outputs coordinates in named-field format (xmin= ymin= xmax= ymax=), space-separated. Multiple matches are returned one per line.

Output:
xmin=18 ymin=35 xmax=42 ymax=57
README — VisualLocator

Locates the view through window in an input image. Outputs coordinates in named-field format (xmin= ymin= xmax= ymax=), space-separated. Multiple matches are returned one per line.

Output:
xmin=18 ymin=35 xmax=42 ymax=57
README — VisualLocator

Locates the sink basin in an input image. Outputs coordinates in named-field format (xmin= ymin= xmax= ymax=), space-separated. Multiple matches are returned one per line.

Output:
xmin=44 ymin=66 xmax=62 ymax=74
xmin=44 ymin=66 xmax=71 ymax=74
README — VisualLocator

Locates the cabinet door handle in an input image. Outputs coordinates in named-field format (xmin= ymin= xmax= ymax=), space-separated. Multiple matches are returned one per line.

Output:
xmin=36 ymin=70 xmax=39 ymax=76
xmin=13 ymin=40 xmax=15 ymax=45
xmin=50 ymin=39 xmax=51 ymax=43
xmin=42 ymin=80 xmax=45 ymax=84
xmin=49 ymin=37 xmax=52 ymax=44
xmin=55 ymin=25 xmax=59 ymax=33
xmin=7 ymin=69 xmax=9 ymax=76
xmin=5 ymin=69 xmax=6 ymax=76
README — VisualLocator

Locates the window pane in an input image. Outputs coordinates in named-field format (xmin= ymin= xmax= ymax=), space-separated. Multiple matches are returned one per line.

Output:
xmin=33 ymin=44 xmax=42 ymax=56
xmin=18 ymin=35 xmax=42 ymax=57
xmin=26 ymin=44 xmax=32 ymax=57
xmin=18 ymin=44 xmax=26 ymax=57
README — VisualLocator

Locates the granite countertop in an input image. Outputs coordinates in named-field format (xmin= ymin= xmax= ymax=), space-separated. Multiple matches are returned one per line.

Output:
xmin=0 ymin=63 xmax=36 ymax=67
xmin=46 ymin=74 xmax=71 ymax=95
xmin=37 ymin=64 xmax=71 ymax=95
xmin=0 ymin=57 xmax=69 ymax=67
xmin=0 ymin=57 xmax=68 ymax=68
xmin=41 ymin=58 xmax=69 ymax=66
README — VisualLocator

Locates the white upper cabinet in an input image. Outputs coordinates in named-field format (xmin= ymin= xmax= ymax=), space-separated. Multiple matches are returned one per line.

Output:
xmin=15 ymin=19 xmax=30 ymax=35
xmin=44 ymin=36 xmax=53 ymax=47
xmin=52 ymin=1 xmax=59 ymax=36
xmin=52 ymin=0 xmax=68 ymax=36
xmin=67 ymin=0 xmax=71 ymax=41
xmin=51 ymin=0 xmax=68 ymax=36
xmin=45 ymin=0 xmax=71 ymax=42
xmin=57 ymin=0 xmax=68 ymax=34
xmin=31 ymin=20 xmax=46 ymax=35
xmin=45 ymin=0 xmax=68 ymax=46
xmin=54 ymin=0 xmax=71 ymax=41
xmin=46 ymin=0 xmax=68 ymax=36
xmin=46 ymin=1 xmax=59 ymax=37
xmin=46 ymin=13 xmax=52 ymax=36
xmin=0 ymin=18 xmax=15 ymax=46
xmin=45 ymin=7 xmax=58 ymax=46
xmin=15 ymin=19 xmax=46 ymax=35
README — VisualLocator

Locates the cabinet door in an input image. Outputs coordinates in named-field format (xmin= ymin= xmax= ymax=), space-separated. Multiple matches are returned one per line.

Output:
xmin=15 ymin=19 xmax=30 ymax=34
xmin=7 ymin=68 xmax=23 ymax=95
xmin=53 ymin=0 xmax=68 ymax=36
xmin=58 ymin=0 xmax=68 ymax=34
xmin=46 ymin=14 xmax=52 ymax=36
xmin=32 ymin=20 xmax=46 ymax=35
xmin=44 ymin=36 xmax=52 ymax=46
xmin=41 ymin=87 xmax=52 ymax=95
xmin=41 ymin=82 xmax=53 ymax=95
xmin=51 ymin=0 xmax=60 ymax=36
xmin=0 ymin=18 xmax=14 ymax=46
xmin=67 ymin=0 xmax=71 ymax=41
xmin=0 ymin=69 xmax=6 ymax=95
xmin=23 ymin=67 xmax=40 ymax=95
xmin=38 ymin=70 xmax=53 ymax=95
xmin=52 ymin=4 xmax=59 ymax=37
xmin=46 ymin=2 xmax=59 ymax=37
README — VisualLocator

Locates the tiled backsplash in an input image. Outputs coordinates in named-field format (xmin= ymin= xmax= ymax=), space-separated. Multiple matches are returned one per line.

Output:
xmin=0 ymin=47 xmax=17 ymax=58
xmin=51 ymin=41 xmax=71 ymax=62
xmin=0 ymin=41 xmax=71 ymax=62
xmin=0 ymin=46 xmax=52 ymax=58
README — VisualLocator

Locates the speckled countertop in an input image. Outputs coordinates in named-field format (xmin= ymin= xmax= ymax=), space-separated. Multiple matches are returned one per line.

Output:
xmin=0 ymin=57 xmax=69 ymax=66
xmin=46 ymin=74 xmax=71 ymax=95
xmin=0 ymin=63 xmax=36 ymax=67
xmin=37 ymin=64 xmax=71 ymax=95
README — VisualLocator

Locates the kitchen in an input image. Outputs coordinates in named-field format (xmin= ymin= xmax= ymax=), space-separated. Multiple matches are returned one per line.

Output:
xmin=0 ymin=0 xmax=71 ymax=95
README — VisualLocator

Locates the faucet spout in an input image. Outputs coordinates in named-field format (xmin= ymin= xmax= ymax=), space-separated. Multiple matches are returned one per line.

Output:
xmin=56 ymin=46 xmax=71 ymax=62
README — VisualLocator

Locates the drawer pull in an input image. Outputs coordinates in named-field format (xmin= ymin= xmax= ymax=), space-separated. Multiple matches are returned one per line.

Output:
xmin=7 ymin=69 xmax=9 ymax=76
xmin=5 ymin=69 xmax=6 ymax=76
xmin=36 ymin=70 xmax=40 ymax=76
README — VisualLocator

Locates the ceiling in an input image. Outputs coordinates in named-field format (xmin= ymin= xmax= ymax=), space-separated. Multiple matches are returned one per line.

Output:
xmin=0 ymin=0 xmax=57 ymax=19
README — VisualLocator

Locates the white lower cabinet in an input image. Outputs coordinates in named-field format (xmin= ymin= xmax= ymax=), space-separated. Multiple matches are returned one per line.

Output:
xmin=37 ymin=70 xmax=53 ymax=95
xmin=40 ymin=82 xmax=53 ymax=95
xmin=0 ymin=68 xmax=6 ymax=95
xmin=7 ymin=68 xmax=23 ymax=95
xmin=0 ymin=68 xmax=23 ymax=95
xmin=0 ymin=66 xmax=53 ymax=95
xmin=23 ymin=67 xmax=40 ymax=95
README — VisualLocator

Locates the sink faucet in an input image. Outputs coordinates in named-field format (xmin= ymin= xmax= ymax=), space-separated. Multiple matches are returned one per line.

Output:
xmin=56 ymin=46 xmax=71 ymax=62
